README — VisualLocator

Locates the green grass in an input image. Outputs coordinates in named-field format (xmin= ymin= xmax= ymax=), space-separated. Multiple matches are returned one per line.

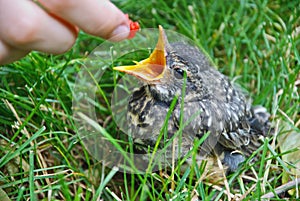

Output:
xmin=1 ymin=0 xmax=300 ymax=200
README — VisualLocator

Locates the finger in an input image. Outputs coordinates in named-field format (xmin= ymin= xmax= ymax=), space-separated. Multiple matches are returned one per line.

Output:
xmin=0 ymin=40 xmax=29 ymax=64
xmin=0 ymin=0 xmax=77 ymax=54
xmin=38 ymin=0 xmax=130 ymax=41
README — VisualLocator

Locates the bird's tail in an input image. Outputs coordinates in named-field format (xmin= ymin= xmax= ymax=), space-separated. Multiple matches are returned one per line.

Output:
xmin=246 ymin=105 xmax=273 ymax=154
xmin=250 ymin=105 xmax=272 ymax=136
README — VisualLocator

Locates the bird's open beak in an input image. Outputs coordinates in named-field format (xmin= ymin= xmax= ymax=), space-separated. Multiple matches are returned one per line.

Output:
xmin=113 ymin=26 xmax=167 ymax=81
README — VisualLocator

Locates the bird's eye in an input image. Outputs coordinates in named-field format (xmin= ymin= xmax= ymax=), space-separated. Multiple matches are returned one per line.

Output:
xmin=174 ymin=68 xmax=185 ymax=79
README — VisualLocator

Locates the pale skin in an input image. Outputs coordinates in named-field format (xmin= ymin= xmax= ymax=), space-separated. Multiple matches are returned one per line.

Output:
xmin=0 ymin=0 xmax=131 ymax=64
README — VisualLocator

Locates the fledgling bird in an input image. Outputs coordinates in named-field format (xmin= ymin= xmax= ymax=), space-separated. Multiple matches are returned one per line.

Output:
xmin=114 ymin=26 xmax=271 ymax=175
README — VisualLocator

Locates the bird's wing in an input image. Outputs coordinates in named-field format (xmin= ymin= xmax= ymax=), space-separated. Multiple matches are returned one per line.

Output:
xmin=172 ymin=99 xmax=252 ymax=154
xmin=172 ymin=100 xmax=223 ymax=155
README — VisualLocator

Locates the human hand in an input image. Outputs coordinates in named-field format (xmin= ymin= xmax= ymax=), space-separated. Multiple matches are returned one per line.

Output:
xmin=0 ymin=0 xmax=131 ymax=64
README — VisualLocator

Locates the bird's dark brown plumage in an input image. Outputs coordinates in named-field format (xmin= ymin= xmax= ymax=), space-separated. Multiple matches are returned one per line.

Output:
xmin=114 ymin=26 xmax=272 ymax=173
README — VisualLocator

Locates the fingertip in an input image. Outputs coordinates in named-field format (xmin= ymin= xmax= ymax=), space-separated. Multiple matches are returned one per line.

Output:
xmin=94 ymin=1 xmax=130 ymax=40
xmin=108 ymin=24 xmax=130 ymax=42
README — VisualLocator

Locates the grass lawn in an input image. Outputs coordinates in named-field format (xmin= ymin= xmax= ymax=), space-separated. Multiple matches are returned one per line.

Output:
xmin=0 ymin=0 xmax=299 ymax=200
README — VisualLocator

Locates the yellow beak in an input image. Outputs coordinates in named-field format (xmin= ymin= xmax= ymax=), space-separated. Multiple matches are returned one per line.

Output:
xmin=113 ymin=25 xmax=167 ymax=81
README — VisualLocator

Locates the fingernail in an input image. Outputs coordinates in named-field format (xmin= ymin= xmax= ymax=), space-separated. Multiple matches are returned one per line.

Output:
xmin=110 ymin=25 xmax=130 ymax=41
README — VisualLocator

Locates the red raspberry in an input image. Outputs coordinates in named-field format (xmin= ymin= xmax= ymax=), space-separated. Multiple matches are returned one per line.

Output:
xmin=125 ymin=14 xmax=140 ymax=39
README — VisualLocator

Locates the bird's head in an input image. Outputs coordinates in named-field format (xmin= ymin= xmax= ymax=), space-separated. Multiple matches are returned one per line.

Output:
xmin=114 ymin=26 xmax=212 ymax=103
